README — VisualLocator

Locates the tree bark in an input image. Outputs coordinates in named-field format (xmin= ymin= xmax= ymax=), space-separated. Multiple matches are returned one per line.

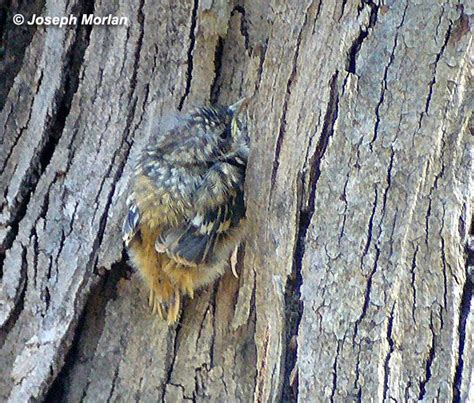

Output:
xmin=0 ymin=0 xmax=472 ymax=402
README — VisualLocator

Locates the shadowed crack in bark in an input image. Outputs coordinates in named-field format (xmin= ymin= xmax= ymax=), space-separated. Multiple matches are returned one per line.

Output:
xmin=418 ymin=311 xmax=437 ymax=400
xmin=233 ymin=5 xmax=249 ymax=50
xmin=45 ymin=253 xmax=133 ymax=401
xmin=178 ymin=0 xmax=199 ymax=110
xmin=410 ymin=246 xmax=419 ymax=324
xmin=210 ymin=36 xmax=224 ymax=104
xmin=346 ymin=0 xmax=379 ymax=74
xmin=453 ymin=224 xmax=474 ymax=402
xmin=0 ymin=247 xmax=27 ymax=348
xmin=282 ymin=71 xmax=340 ymax=401
xmin=423 ymin=22 xmax=452 ymax=115
xmin=370 ymin=1 xmax=408 ymax=148
xmin=354 ymin=145 xmax=395 ymax=343
xmin=382 ymin=304 xmax=395 ymax=401
xmin=361 ymin=187 xmax=378 ymax=263
xmin=330 ymin=341 xmax=342 ymax=402
xmin=163 ymin=318 xmax=185 ymax=401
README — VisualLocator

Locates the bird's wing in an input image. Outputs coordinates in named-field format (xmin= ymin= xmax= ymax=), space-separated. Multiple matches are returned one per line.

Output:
xmin=155 ymin=188 xmax=245 ymax=266
xmin=122 ymin=200 xmax=140 ymax=245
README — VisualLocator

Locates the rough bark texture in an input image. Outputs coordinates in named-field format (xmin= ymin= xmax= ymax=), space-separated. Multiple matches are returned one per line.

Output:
xmin=0 ymin=0 xmax=472 ymax=402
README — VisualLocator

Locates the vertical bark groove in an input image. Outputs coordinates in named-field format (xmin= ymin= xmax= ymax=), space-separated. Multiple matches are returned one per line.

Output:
xmin=178 ymin=0 xmax=199 ymax=110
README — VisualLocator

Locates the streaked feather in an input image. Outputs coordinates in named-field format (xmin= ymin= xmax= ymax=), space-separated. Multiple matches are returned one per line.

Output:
xmin=155 ymin=186 xmax=245 ymax=266
xmin=122 ymin=202 xmax=140 ymax=245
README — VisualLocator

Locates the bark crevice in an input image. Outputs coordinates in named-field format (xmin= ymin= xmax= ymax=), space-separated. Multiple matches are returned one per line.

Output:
xmin=178 ymin=0 xmax=199 ymax=110
xmin=424 ymin=22 xmax=452 ymax=115
xmin=382 ymin=304 xmax=395 ymax=401
xmin=418 ymin=312 xmax=437 ymax=400
xmin=282 ymin=69 xmax=341 ymax=401
xmin=346 ymin=0 xmax=378 ymax=74
xmin=45 ymin=254 xmax=133 ymax=401
xmin=210 ymin=36 xmax=224 ymax=104
xmin=453 ymin=229 xmax=474 ymax=402
xmin=370 ymin=0 xmax=408 ymax=148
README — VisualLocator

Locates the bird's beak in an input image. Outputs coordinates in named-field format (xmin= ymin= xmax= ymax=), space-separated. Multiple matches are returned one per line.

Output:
xmin=229 ymin=97 xmax=250 ymax=116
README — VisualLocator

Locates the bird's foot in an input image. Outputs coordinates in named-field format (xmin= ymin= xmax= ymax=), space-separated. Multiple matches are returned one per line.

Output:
xmin=148 ymin=286 xmax=181 ymax=325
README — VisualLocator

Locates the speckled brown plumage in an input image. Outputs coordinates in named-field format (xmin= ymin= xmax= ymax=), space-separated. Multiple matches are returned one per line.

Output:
xmin=122 ymin=101 xmax=249 ymax=324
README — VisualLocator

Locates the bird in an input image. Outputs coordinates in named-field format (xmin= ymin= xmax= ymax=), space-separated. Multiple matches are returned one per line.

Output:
xmin=122 ymin=99 xmax=249 ymax=325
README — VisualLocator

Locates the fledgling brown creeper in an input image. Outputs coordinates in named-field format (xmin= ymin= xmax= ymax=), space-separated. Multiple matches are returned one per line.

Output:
xmin=122 ymin=99 xmax=249 ymax=324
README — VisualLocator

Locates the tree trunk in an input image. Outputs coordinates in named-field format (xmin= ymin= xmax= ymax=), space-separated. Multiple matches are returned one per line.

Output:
xmin=0 ymin=0 xmax=472 ymax=401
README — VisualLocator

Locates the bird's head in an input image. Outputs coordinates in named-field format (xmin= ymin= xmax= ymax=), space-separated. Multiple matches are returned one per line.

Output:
xmin=146 ymin=99 xmax=250 ymax=166
xmin=171 ymin=99 xmax=249 ymax=164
